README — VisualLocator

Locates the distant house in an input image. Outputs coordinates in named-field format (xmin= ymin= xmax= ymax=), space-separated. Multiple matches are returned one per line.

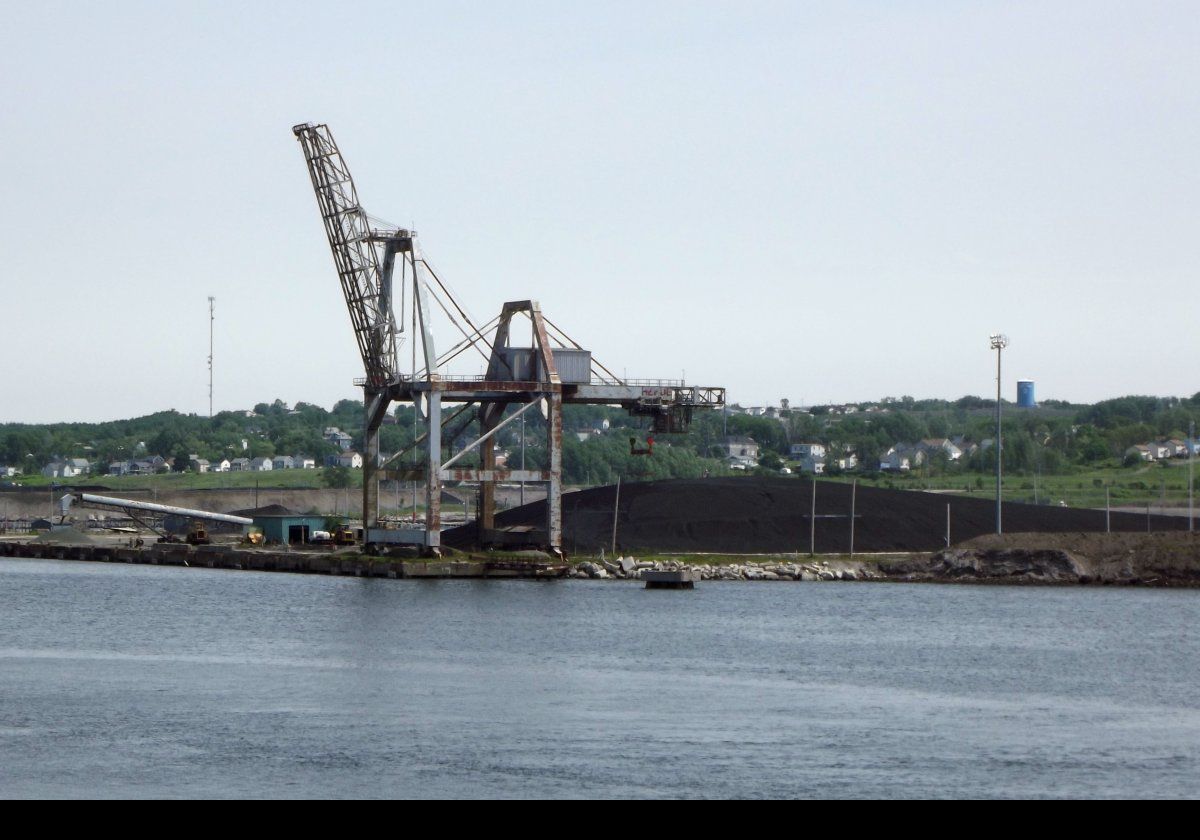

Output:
xmin=1164 ymin=439 xmax=1189 ymax=458
xmin=834 ymin=454 xmax=858 ymax=471
xmin=0 ymin=465 xmax=17 ymax=478
xmin=212 ymin=459 xmax=232 ymax=473
xmin=880 ymin=448 xmax=912 ymax=471
xmin=249 ymin=457 xmax=273 ymax=472
xmin=720 ymin=436 xmax=759 ymax=465
xmin=42 ymin=459 xmax=88 ymax=479
xmin=790 ymin=443 xmax=826 ymax=460
xmin=1146 ymin=443 xmax=1171 ymax=461
xmin=293 ymin=455 xmax=316 ymax=470
xmin=324 ymin=427 xmax=354 ymax=452
xmin=189 ymin=457 xmax=211 ymax=474
xmin=951 ymin=436 xmax=979 ymax=459
xmin=272 ymin=455 xmax=295 ymax=471
xmin=229 ymin=457 xmax=251 ymax=472
xmin=917 ymin=439 xmax=963 ymax=461
xmin=1125 ymin=445 xmax=1153 ymax=462
xmin=41 ymin=461 xmax=66 ymax=479
xmin=797 ymin=457 xmax=825 ymax=475
xmin=337 ymin=451 xmax=364 ymax=469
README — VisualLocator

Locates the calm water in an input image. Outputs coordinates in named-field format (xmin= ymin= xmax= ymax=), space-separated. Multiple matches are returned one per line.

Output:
xmin=1 ymin=558 xmax=1198 ymax=799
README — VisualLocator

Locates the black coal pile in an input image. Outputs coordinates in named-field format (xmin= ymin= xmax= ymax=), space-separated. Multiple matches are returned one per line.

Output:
xmin=443 ymin=477 xmax=1188 ymax=554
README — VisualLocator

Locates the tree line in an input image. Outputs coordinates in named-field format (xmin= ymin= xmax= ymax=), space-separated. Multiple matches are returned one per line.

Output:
xmin=4 ymin=393 xmax=1200 ymax=482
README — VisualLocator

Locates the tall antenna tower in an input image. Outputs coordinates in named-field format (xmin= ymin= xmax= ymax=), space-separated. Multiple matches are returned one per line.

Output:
xmin=208 ymin=296 xmax=215 ymax=418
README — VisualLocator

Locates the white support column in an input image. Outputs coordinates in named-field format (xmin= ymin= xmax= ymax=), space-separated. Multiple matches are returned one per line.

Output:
xmin=547 ymin=392 xmax=563 ymax=553
xmin=426 ymin=391 xmax=442 ymax=550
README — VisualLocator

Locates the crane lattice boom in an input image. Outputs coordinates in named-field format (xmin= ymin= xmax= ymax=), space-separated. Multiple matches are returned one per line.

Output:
xmin=293 ymin=122 xmax=405 ymax=387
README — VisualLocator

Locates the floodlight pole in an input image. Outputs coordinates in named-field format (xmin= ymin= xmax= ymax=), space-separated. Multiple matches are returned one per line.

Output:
xmin=208 ymin=296 xmax=215 ymax=418
xmin=990 ymin=334 xmax=1009 ymax=535
xmin=1190 ymin=420 xmax=1195 ymax=533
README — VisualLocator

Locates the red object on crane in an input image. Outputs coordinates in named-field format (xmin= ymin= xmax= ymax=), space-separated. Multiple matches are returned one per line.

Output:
xmin=630 ymin=435 xmax=655 ymax=456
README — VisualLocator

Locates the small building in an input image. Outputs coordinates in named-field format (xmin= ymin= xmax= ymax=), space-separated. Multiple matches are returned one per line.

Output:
xmin=272 ymin=455 xmax=295 ymax=471
xmin=797 ymin=457 xmax=825 ymax=475
xmin=255 ymin=512 xmax=329 ymax=545
xmin=720 ymin=436 xmax=759 ymax=462
xmin=337 ymin=451 xmax=364 ymax=469
xmin=1126 ymin=445 xmax=1154 ymax=462
xmin=293 ymin=455 xmax=316 ymax=470
xmin=790 ymin=443 xmax=826 ymax=460
xmin=324 ymin=427 xmax=354 ymax=452
xmin=212 ymin=458 xmax=232 ymax=473
xmin=880 ymin=449 xmax=912 ymax=471
xmin=917 ymin=439 xmax=963 ymax=462
xmin=249 ymin=457 xmax=274 ymax=472
xmin=189 ymin=457 xmax=211 ymax=473
xmin=229 ymin=457 xmax=251 ymax=472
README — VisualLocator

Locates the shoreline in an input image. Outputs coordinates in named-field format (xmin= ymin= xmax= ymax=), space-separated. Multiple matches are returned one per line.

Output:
xmin=4 ymin=531 xmax=1200 ymax=587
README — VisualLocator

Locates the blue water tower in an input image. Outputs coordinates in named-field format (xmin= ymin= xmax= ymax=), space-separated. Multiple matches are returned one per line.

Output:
xmin=1017 ymin=380 xmax=1036 ymax=408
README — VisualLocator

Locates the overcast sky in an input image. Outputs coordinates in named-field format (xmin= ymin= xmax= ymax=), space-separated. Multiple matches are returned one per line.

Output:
xmin=1 ymin=1 xmax=1196 ymax=423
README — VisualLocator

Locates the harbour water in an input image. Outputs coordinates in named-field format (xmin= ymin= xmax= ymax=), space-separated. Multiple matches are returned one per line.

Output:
xmin=1 ymin=558 xmax=1198 ymax=799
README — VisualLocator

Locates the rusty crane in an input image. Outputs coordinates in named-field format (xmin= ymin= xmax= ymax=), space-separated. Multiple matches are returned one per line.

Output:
xmin=293 ymin=122 xmax=724 ymax=555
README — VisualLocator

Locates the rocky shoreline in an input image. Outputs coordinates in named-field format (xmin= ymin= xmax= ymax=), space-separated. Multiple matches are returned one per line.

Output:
xmin=572 ymin=534 xmax=1200 ymax=588
xmin=4 ymin=531 xmax=1200 ymax=587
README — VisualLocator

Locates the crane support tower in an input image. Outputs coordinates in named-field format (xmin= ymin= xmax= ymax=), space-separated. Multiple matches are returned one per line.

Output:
xmin=293 ymin=122 xmax=724 ymax=555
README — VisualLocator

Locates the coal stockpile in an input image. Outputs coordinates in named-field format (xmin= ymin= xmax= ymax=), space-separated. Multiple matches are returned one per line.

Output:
xmin=443 ymin=477 xmax=1189 ymax=554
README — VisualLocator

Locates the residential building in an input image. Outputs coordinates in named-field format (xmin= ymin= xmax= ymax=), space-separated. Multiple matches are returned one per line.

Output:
xmin=917 ymin=439 xmax=963 ymax=462
xmin=324 ymin=427 xmax=354 ymax=452
xmin=720 ymin=435 xmax=759 ymax=468
xmin=1125 ymin=445 xmax=1153 ymax=462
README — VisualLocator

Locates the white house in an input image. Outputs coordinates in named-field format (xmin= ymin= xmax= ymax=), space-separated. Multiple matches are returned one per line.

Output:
xmin=880 ymin=450 xmax=912 ymax=471
xmin=797 ymin=457 xmax=825 ymax=475
xmin=1125 ymin=445 xmax=1153 ymax=462
xmin=293 ymin=455 xmax=316 ymax=470
xmin=337 ymin=451 xmax=364 ymax=469
xmin=42 ymin=459 xmax=89 ymax=479
xmin=721 ymin=436 xmax=759 ymax=465
xmin=272 ymin=455 xmax=295 ymax=471
xmin=790 ymin=443 xmax=826 ymax=460
xmin=212 ymin=459 xmax=232 ymax=473
xmin=249 ymin=457 xmax=273 ymax=472
xmin=917 ymin=439 xmax=963 ymax=461
xmin=1146 ymin=443 xmax=1171 ymax=461
xmin=229 ymin=457 xmax=251 ymax=472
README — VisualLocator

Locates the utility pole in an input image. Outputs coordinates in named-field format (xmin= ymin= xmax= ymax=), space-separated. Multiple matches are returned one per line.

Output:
xmin=809 ymin=476 xmax=817 ymax=556
xmin=989 ymin=333 xmax=1009 ymax=535
xmin=207 ymin=296 xmax=215 ymax=418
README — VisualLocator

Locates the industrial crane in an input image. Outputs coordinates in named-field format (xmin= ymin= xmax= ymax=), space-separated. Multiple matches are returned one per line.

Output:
xmin=293 ymin=122 xmax=724 ymax=555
